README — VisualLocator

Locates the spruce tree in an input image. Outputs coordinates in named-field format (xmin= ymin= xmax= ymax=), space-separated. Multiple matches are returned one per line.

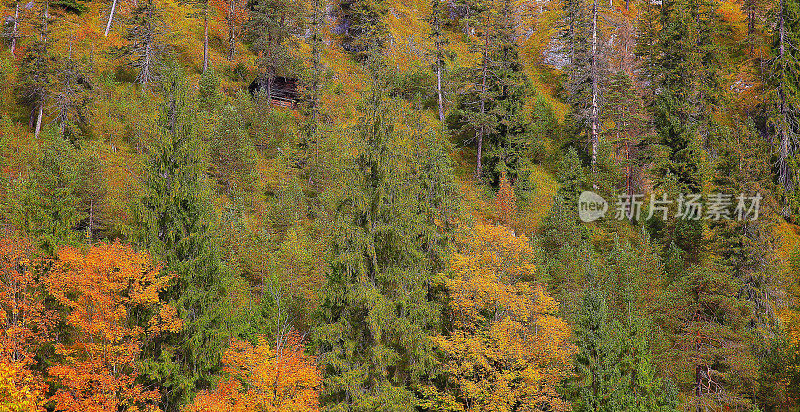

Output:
xmin=129 ymin=71 xmax=228 ymax=411
xmin=573 ymin=289 xmax=617 ymax=412
xmin=313 ymin=67 xmax=458 ymax=410
xmin=125 ymin=0 xmax=168 ymax=85
xmin=657 ymin=263 xmax=756 ymax=411
xmin=603 ymin=72 xmax=645 ymax=195
xmin=451 ymin=0 xmax=527 ymax=183
xmin=4 ymin=132 xmax=86 ymax=254
xmin=609 ymin=316 xmax=678 ymax=412
xmin=247 ymin=0 xmax=300 ymax=101
xmin=769 ymin=0 xmax=800 ymax=215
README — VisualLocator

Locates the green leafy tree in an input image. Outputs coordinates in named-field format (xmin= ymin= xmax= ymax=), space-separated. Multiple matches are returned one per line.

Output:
xmin=4 ymin=132 xmax=86 ymax=254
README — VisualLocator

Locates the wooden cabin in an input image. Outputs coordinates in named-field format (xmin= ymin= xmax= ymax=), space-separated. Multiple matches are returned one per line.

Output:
xmin=248 ymin=76 xmax=299 ymax=109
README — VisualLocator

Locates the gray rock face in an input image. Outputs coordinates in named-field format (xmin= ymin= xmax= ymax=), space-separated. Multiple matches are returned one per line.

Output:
xmin=542 ymin=37 xmax=569 ymax=69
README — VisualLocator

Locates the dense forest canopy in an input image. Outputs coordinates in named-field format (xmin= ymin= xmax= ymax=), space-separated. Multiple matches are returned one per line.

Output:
xmin=0 ymin=0 xmax=799 ymax=410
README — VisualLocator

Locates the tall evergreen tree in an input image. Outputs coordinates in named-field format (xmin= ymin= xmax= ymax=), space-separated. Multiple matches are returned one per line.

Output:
xmin=125 ymin=0 xmax=168 ymax=85
xmin=573 ymin=289 xmax=617 ymax=412
xmin=603 ymin=72 xmax=646 ymax=195
xmin=451 ymin=0 xmax=527 ymax=183
xmin=313 ymin=69 xmax=458 ymax=410
xmin=573 ymin=259 xmax=677 ymax=412
xmin=336 ymin=0 xmax=388 ymax=58
xmin=769 ymin=0 xmax=800 ymax=215
xmin=129 ymin=71 xmax=228 ymax=411
xmin=247 ymin=0 xmax=300 ymax=102
xmin=17 ymin=0 xmax=54 ymax=139
xmin=657 ymin=263 xmax=756 ymax=411
xmin=4 ymin=132 xmax=86 ymax=254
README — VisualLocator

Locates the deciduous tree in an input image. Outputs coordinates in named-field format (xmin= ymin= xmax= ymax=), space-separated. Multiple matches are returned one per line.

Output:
xmin=46 ymin=242 xmax=180 ymax=412
xmin=433 ymin=224 xmax=575 ymax=412
xmin=187 ymin=331 xmax=321 ymax=412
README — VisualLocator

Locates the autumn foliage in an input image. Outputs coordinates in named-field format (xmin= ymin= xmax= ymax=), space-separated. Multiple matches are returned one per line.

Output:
xmin=434 ymin=224 xmax=575 ymax=412
xmin=496 ymin=171 xmax=517 ymax=227
xmin=45 ymin=242 xmax=180 ymax=412
xmin=0 ymin=237 xmax=51 ymax=411
xmin=187 ymin=330 xmax=321 ymax=412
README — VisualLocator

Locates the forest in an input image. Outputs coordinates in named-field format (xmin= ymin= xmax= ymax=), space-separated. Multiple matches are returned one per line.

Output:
xmin=0 ymin=0 xmax=799 ymax=409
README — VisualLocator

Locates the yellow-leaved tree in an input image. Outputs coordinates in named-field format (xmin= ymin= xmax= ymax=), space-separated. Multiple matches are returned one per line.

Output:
xmin=433 ymin=224 xmax=575 ymax=412
xmin=0 ymin=237 xmax=53 ymax=412
xmin=187 ymin=330 xmax=321 ymax=412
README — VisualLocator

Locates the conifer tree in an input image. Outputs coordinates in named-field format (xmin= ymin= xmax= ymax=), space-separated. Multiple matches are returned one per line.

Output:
xmin=603 ymin=72 xmax=645 ymax=194
xmin=657 ymin=263 xmax=756 ymax=411
xmin=5 ymin=133 xmax=86 ymax=254
xmin=17 ymin=0 xmax=54 ymax=139
xmin=573 ymin=289 xmax=616 ymax=412
xmin=573 ymin=268 xmax=677 ymax=411
xmin=125 ymin=0 xmax=168 ymax=85
xmin=452 ymin=0 xmax=527 ymax=183
xmin=247 ymin=0 xmax=300 ymax=102
xmin=129 ymin=71 xmax=228 ymax=411
xmin=427 ymin=0 xmax=450 ymax=123
xmin=337 ymin=0 xmax=388 ymax=58
xmin=561 ymin=0 xmax=605 ymax=169
xmin=313 ymin=67 xmax=458 ymax=410
xmin=769 ymin=0 xmax=800 ymax=215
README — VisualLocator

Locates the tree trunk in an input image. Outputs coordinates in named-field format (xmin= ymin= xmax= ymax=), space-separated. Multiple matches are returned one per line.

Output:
xmin=590 ymin=0 xmax=599 ymax=170
xmin=437 ymin=59 xmax=445 ymax=123
xmin=34 ymin=103 xmax=43 ymax=139
xmin=477 ymin=26 xmax=489 ymax=181
xmin=10 ymin=1 xmax=18 ymax=55
xmin=434 ymin=14 xmax=445 ymax=123
xmin=227 ymin=0 xmax=236 ymax=60
xmin=104 ymin=0 xmax=118 ymax=37
xmin=778 ymin=0 xmax=792 ymax=215
xmin=203 ymin=2 xmax=209 ymax=72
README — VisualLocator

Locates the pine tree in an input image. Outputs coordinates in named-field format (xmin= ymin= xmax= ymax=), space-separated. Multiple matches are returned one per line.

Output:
xmin=4 ymin=133 xmax=86 ymax=254
xmin=636 ymin=0 xmax=721 ymax=194
xmin=53 ymin=55 xmax=92 ymax=140
xmin=129 ymin=71 xmax=228 ymax=411
xmin=337 ymin=0 xmax=388 ymax=58
xmin=573 ymin=289 xmax=617 ymax=412
xmin=125 ymin=0 xmax=168 ymax=85
xmin=427 ymin=0 xmax=450 ymax=123
xmin=247 ymin=0 xmax=300 ymax=102
xmin=609 ymin=316 xmax=678 ymax=412
xmin=573 ymin=256 xmax=677 ymax=412
xmin=312 ymin=72 xmax=458 ymax=410
xmin=769 ymin=0 xmax=800 ymax=215
xmin=452 ymin=0 xmax=527 ymax=183
xmin=603 ymin=72 xmax=645 ymax=195
xmin=17 ymin=0 xmax=54 ymax=139
xmin=561 ymin=0 xmax=605 ymax=170
xmin=657 ymin=263 xmax=757 ymax=411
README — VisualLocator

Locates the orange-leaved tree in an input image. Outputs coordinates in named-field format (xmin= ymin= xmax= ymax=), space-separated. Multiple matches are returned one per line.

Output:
xmin=187 ymin=330 xmax=321 ymax=412
xmin=434 ymin=224 xmax=575 ymax=412
xmin=45 ymin=242 xmax=182 ymax=412
xmin=496 ymin=171 xmax=517 ymax=227
xmin=0 ymin=236 xmax=53 ymax=412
